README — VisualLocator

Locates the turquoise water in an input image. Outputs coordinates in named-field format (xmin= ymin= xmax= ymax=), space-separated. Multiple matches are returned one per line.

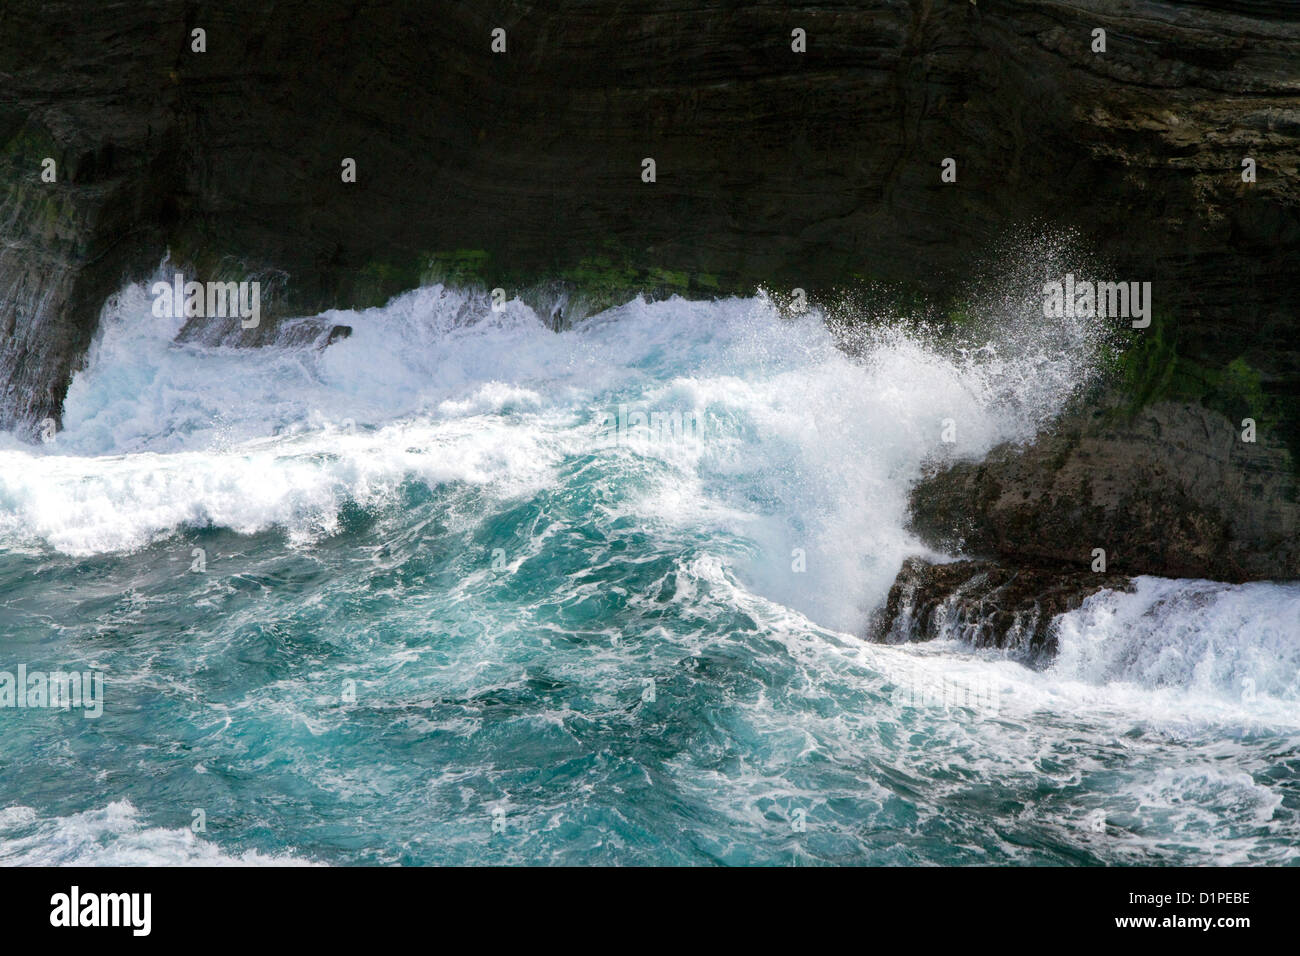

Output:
xmin=1 ymin=279 xmax=1297 ymax=865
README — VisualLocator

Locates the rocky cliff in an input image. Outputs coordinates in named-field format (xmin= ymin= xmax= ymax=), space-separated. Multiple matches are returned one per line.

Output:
xmin=1 ymin=2 xmax=1297 ymax=603
xmin=3 ymin=1 xmax=1297 ymax=428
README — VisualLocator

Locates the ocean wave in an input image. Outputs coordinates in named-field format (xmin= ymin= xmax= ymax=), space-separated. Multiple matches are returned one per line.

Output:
xmin=1 ymin=263 xmax=1105 ymax=633
xmin=0 ymin=801 xmax=315 ymax=866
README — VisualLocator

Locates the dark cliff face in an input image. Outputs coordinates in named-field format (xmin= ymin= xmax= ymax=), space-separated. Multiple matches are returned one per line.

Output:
xmin=2 ymin=0 xmax=1297 ymax=435
xmin=0 ymin=0 xmax=1297 ymax=591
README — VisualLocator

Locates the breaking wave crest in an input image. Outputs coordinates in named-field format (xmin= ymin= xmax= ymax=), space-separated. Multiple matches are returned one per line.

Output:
xmin=0 ymin=256 xmax=1294 ymax=865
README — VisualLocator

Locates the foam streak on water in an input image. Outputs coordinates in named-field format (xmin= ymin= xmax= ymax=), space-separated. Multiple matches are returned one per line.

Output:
xmin=0 ymin=275 xmax=1295 ymax=865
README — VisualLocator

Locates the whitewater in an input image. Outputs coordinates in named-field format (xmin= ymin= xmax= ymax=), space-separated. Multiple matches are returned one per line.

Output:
xmin=0 ymin=273 xmax=1296 ymax=865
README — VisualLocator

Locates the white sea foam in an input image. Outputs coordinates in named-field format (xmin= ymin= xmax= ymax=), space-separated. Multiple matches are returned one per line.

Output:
xmin=2 ymin=265 xmax=1294 ymax=697
xmin=1049 ymin=576 xmax=1300 ymax=713
xmin=0 ymin=801 xmax=315 ymax=866
xmin=0 ymin=264 xmax=1105 ymax=632
xmin=1 ymin=263 xmax=1296 ymax=864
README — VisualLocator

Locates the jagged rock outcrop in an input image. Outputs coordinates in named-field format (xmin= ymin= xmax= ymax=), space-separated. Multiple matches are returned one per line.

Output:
xmin=1 ymin=0 xmax=1297 ymax=437
xmin=869 ymin=556 xmax=1134 ymax=659
xmin=908 ymin=400 xmax=1300 ymax=581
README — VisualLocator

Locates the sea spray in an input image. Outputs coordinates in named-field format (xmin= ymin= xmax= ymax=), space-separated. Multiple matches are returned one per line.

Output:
xmin=0 ymin=263 xmax=1294 ymax=865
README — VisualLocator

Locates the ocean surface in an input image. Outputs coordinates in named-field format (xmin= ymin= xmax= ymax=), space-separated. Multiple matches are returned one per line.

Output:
xmin=0 ymin=275 xmax=1297 ymax=865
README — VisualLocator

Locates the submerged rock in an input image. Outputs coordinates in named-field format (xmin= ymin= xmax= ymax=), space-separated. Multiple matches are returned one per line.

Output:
xmin=869 ymin=556 xmax=1133 ymax=660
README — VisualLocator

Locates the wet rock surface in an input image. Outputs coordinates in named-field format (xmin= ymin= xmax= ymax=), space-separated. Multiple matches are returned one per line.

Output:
xmin=908 ymin=401 xmax=1300 ymax=581
xmin=868 ymin=556 xmax=1134 ymax=660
